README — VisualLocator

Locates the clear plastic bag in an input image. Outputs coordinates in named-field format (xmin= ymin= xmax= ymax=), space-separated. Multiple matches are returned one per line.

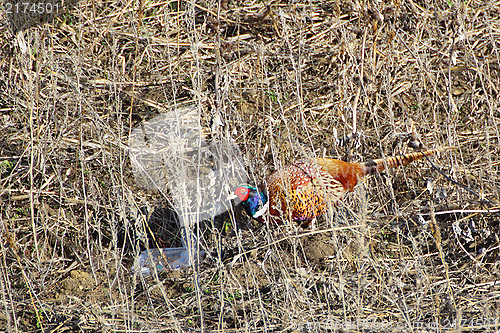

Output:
xmin=132 ymin=247 xmax=206 ymax=276
xmin=128 ymin=107 xmax=245 ymax=276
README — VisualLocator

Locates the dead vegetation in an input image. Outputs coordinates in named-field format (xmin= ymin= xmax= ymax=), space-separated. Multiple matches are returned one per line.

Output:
xmin=1 ymin=0 xmax=500 ymax=331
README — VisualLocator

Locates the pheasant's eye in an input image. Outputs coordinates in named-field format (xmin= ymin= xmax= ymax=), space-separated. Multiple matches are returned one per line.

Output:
xmin=240 ymin=188 xmax=246 ymax=193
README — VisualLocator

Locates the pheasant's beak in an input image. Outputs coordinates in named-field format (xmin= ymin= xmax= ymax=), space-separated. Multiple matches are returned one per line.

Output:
xmin=227 ymin=193 xmax=238 ymax=201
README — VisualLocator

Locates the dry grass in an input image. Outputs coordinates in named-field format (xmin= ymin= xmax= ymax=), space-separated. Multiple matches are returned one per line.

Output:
xmin=1 ymin=0 xmax=500 ymax=331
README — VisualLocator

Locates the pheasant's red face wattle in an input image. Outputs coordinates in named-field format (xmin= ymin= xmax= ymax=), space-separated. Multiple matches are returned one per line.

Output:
xmin=235 ymin=186 xmax=250 ymax=201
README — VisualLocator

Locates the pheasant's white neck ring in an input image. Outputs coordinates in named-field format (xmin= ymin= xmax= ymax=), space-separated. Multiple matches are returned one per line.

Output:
xmin=253 ymin=201 xmax=269 ymax=218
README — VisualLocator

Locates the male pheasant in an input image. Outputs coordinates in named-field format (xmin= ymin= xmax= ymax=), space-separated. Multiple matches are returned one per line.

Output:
xmin=233 ymin=148 xmax=449 ymax=228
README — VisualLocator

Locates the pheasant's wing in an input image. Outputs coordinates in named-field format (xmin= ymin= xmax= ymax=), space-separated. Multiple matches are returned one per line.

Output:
xmin=293 ymin=166 xmax=344 ymax=219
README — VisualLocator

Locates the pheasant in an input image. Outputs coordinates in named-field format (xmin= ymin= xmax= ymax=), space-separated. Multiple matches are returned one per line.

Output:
xmin=232 ymin=148 xmax=450 ymax=228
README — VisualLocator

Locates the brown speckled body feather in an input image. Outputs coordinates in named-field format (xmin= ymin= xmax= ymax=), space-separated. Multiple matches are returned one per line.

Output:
xmin=265 ymin=148 xmax=449 ymax=228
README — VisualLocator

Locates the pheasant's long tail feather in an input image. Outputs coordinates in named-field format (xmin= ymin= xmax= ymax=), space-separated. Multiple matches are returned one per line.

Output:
xmin=361 ymin=147 xmax=454 ymax=176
